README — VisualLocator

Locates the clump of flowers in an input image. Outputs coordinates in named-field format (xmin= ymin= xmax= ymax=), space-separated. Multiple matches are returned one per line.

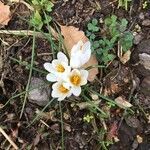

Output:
xmin=44 ymin=40 xmax=91 ymax=101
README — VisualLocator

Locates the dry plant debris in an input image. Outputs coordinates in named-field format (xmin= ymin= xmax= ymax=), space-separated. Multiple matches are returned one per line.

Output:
xmin=0 ymin=2 xmax=11 ymax=26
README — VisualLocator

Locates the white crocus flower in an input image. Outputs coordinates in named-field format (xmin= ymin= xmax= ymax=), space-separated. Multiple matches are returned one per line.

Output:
xmin=67 ymin=69 xmax=89 ymax=96
xmin=70 ymin=40 xmax=91 ymax=68
xmin=52 ymin=81 xmax=72 ymax=101
xmin=44 ymin=52 xmax=71 ymax=82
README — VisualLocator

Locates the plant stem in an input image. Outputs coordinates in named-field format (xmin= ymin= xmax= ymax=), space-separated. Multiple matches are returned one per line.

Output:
xmin=20 ymin=28 xmax=36 ymax=119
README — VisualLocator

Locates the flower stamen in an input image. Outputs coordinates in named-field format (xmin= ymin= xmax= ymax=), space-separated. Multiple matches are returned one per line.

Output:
xmin=70 ymin=75 xmax=81 ymax=86
xmin=56 ymin=64 xmax=65 ymax=72
xmin=59 ymin=84 xmax=69 ymax=93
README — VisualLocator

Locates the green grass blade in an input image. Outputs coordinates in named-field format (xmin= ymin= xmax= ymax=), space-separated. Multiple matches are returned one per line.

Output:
xmin=20 ymin=28 xmax=36 ymax=119
xmin=28 ymin=98 xmax=55 ymax=127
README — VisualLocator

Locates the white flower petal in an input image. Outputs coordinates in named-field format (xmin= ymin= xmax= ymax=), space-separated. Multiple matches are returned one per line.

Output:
xmin=72 ymin=69 xmax=81 ymax=75
xmin=57 ymin=52 xmax=68 ymax=63
xmin=71 ymin=40 xmax=83 ymax=54
xmin=44 ymin=63 xmax=53 ymax=72
xmin=71 ymin=87 xmax=81 ymax=96
xmin=52 ymin=82 xmax=59 ymax=89
xmin=63 ymin=82 xmax=70 ymax=89
xmin=67 ymin=91 xmax=72 ymax=97
xmin=70 ymin=55 xmax=82 ymax=68
xmin=80 ymin=70 xmax=89 ymax=79
xmin=80 ymin=70 xmax=88 ymax=85
xmin=83 ymin=41 xmax=91 ymax=53
xmin=58 ymin=95 xmax=66 ymax=101
xmin=52 ymin=59 xmax=60 ymax=67
xmin=52 ymin=81 xmax=72 ymax=101
xmin=52 ymin=89 xmax=60 ymax=98
xmin=46 ymin=73 xmax=57 ymax=82
xmin=80 ymin=78 xmax=87 ymax=85
xmin=70 ymin=41 xmax=91 ymax=68
xmin=80 ymin=41 xmax=91 ymax=65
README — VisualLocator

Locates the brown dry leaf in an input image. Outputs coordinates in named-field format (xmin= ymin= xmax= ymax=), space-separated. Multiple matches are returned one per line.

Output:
xmin=104 ymin=82 xmax=121 ymax=96
xmin=61 ymin=25 xmax=98 ymax=81
xmin=106 ymin=121 xmax=118 ymax=141
xmin=115 ymin=96 xmax=132 ymax=109
xmin=0 ymin=2 xmax=11 ymax=26
xmin=136 ymin=135 xmax=143 ymax=143
xmin=120 ymin=50 xmax=131 ymax=64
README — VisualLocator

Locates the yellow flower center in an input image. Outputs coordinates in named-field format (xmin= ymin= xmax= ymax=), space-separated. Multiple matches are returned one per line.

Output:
xmin=70 ymin=74 xmax=81 ymax=86
xmin=59 ymin=85 xmax=69 ymax=93
xmin=56 ymin=64 xmax=65 ymax=72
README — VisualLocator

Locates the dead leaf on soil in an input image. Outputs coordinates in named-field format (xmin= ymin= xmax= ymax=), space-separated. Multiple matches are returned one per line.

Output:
xmin=0 ymin=2 xmax=11 ymax=26
xmin=61 ymin=25 xmax=99 ymax=82
xmin=136 ymin=135 xmax=143 ymax=143
xmin=115 ymin=96 xmax=132 ymax=109
xmin=107 ymin=121 xmax=118 ymax=141
xmin=120 ymin=50 xmax=131 ymax=64
xmin=104 ymin=82 xmax=121 ymax=96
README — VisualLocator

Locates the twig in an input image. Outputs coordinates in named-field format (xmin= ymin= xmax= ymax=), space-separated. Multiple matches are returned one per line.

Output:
xmin=0 ymin=127 xmax=19 ymax=150
xmin=0 ymin=30 xmax=47 ymax=38
xmin=20 ymin=0 xmax=34 ymax=11
xmin=40 ymin=120 xmax=50 ymax=128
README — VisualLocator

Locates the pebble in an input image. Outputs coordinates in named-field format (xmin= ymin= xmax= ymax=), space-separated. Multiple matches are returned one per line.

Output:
xmin=125 ymin=116 xmax=140 ymax=129
xmin=133 ymin=34 xmax=143 ymax=45
xmin=131 ymin=39 xmax=150 ymax=77
xmin=28 ymin=77 xmax=50 ymax=106
xmin=141 ymin=76 xmax=150 ymax=96
xmin=139 ymin=12 xmax=145 ymax=20
xmin=142 ymin=19 xmax=150 ymax=26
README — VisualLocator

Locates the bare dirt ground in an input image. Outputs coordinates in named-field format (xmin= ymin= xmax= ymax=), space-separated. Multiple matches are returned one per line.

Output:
xmin=0 ymin=0 xmax=150 ymax=150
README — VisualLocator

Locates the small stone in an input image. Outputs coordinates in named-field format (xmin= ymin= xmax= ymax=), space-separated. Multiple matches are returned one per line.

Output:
xmin=139 ymin=13 xmax=145 ymax=20
xmin=139 ymin=53 xmax=150 ymax=70
xmin=133 ymin=34 xmax=143 ymax=45
xmin=50 ymin=124 xmax=60 ymax=134
xmin=136 ymin=135 xmax=143 ymax=143
xmin=141 ymin=76 xmax=150 ymax=88
xmin=7 ymin=113 xmax=15 ymax=120
xmin=141 ymin=76 xmax=150 ymax=96
xmin=132 ymin=140 xmax=139 ymax=150
xmin=63 ymin=112 xmax=70 ymax=120
xmin=64 ymin=124 xmax=71 ymax=132
xmin=28 ymin=77 xmax=50 ymax=106
xmin=131 ymin=39 xmax=150 ymax=77
xmin=91 ymin=94 xmax=98 ymax=100
xmin=125 ymin=116 xmax=140 ymax=128
xmin=114 ymin=136 xmax=120 ymax=143
xmin=142 ymin=19 xmax=150 ymax=26
xmin=135 ymin=24 xmax=141 ymax=32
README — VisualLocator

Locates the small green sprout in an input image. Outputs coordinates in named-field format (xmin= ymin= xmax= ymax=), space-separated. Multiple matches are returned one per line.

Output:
xmin=30 ymin=0 xmax=54 ymax=29
xmin=83 ymin=114 xmax=94 ymax=123
xmin=143 ymin=1 xmax=148 ymax=9
xmin=118 ymin=0 xmax=131 ymax=10
xmin=86 ymin=15 xmax=134 ymax=64
xmin=87 ymin=19 xmax=99 ymax=32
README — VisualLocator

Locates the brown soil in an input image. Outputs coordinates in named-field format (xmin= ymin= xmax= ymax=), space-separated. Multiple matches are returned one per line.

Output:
xmin=0 ymin=0 xmax=150 ymax=150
